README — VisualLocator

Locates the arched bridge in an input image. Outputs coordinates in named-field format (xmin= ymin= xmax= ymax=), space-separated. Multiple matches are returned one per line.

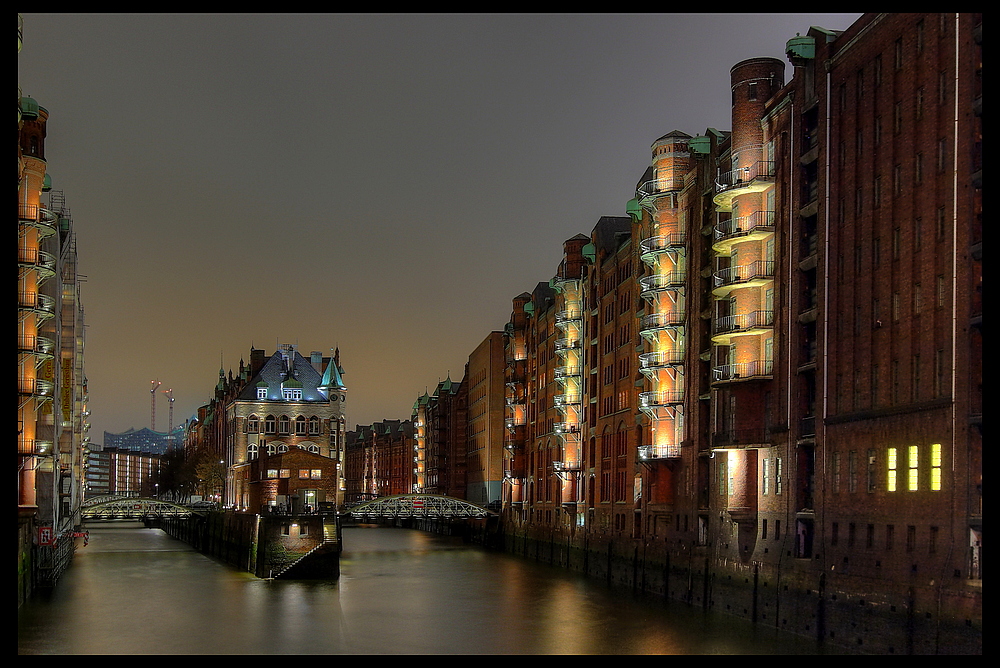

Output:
xmin=81 ymin=497 xmax=202 ymax=520
xmin=345 ymin=494 xmax=497 ymax=520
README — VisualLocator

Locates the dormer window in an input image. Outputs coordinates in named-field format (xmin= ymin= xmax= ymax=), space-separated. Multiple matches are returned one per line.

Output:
xmin=283 ymin=388 xmax=302 ymax=400
xmin=257 ymin=387 xmax=267 ymax=399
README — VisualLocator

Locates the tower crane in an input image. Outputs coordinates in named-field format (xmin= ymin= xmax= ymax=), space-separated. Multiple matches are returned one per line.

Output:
xmin=150 ymin=380 xmax=161 ymax=431
xmin=162 ymin=388 xmax=175 ymax=444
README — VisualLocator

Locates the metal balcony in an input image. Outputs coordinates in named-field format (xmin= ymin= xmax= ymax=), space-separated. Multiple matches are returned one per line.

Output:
xmin=636 ymin=176 xmax=686 ymax=203
xmin=639 ymin=271 xmax=686 ymax=299
xmin=639 ymin=233 xmax=687 ymax=265
xmin=639 ymin=310 xmax=686 ymax=340
xmin=555 ymin=310 xmax=583 ymax=328
xmin=639 ymin=390 xmax=684 ymax=409
xmin=17 ymin=334 xmax=56 ymax=365
xmin=18 ymin=247 xmax=58 ymax=279
xmin=553 ymin=422 xmax=581 ymax=435
xmin=712 ymin=309 xmax=774 ymax=343
xmin=18 ymin=204 xmax=58 ymax=239
xmin=711 ymin=360 xmax=774 ymax=383
xmin=713 ymin=210 xmax=775 ymax=252
xmin=553 ymin=393 xmax=582 ymax=407
xmin=554 ymin=366 xmax=582 ymax=381
xmin=18 ymin=291 xmax=57 ymax=320
xmin=18 ymin=377 xmax=55 ymax=398
xmin=554 ymin=338 xmax=582 ymax=354
xmin=638 ymin=444 xmax=681 ymax=460
xmin=713 ymin=161 xmax=775 ymax=210
xmin=712 ymin=260 xmax=775 ymax=296
xmin=639 ymin=350 xmax=685 ymax=374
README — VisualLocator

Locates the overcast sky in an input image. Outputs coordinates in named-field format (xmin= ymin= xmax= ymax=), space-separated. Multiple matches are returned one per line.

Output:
xmin=18 ymin=13 xmax=862 ymax=442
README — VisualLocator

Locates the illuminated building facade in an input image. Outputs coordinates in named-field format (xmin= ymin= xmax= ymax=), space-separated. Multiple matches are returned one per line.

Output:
xmin=18 ymin=15 xmax=90 ymax=603
xmin=224 ymin=345 xmax=348 ymax=512
xmin=495 ymin=13 xmax=981 ymax=651
xmin=84 ymin=446 xmax=164 ymax=499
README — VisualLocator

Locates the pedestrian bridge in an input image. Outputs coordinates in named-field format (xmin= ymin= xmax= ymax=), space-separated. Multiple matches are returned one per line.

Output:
xmin=345 ymin=494 xmax=497 ymax=521
xmin=81 ymin=497 xmax=203 ymax=520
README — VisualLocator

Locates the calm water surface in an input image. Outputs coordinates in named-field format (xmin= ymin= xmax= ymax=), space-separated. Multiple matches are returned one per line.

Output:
xmin=18 ymin=522 xmax=822 ymax=654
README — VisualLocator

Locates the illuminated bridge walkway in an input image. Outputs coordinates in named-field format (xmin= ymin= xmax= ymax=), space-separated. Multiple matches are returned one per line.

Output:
xmin=344 ymin=494 xmax=497 ymax=521
xmin=81 ymin=496 xmax=203 ymax=521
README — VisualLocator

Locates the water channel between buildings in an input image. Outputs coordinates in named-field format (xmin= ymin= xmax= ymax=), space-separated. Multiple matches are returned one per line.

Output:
xmin=18 ymin=521 xmax=828 ymax=655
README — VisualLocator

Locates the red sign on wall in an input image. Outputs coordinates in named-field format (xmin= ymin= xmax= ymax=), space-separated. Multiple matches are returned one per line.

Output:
xmin=38 ymin=526 xmax=55 ymax=546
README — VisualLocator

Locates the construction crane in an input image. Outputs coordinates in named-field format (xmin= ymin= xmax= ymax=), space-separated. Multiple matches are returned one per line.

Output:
xmin=162 ymin=388 xmax=175 ymax=443
xmin=150 ymin=379 xmax=161 ymax=431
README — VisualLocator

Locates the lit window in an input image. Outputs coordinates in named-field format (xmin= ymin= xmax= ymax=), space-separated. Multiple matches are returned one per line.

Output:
xmin=930 ymin=443 xmax=942 ymax=491
xmin=279 ymin=469 xmax=290 ymax=478
xmin=266 ymin=469 xmax=278 ymax=479
xmin=311 ymin=469 xmax=322 ymax=480
xmin=908 ymin=445 xmax=919 ymax=491
xmin=887 ymin=448 xmax=897 ymax=491
xmin=299 ymin=469 xmax=311 ymax=479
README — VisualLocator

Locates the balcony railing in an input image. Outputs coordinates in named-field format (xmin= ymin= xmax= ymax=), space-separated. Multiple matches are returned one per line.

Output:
xmin=714 ymin=210 xmax=775 ymax=245
xmin=639 ymin=271 xmax=686 ymax=296
xmin=18 ymin=291 xmax=57 ymax=318
xmin=553 ymin=393 xmax=582 ymax=407
xmin=636 ymin=176 xmax=686 ymax=200
xmin=554 ymin=338 xmax=582 ymax=353
xmin=18 ymin=247 xmax=58 ymax=277
xmin=639 ymin=233 xmax=687 ymax=264
xmin=712 ymin=360 xmax=773 ymax=382
xmin=18 ymin=205 xmax=59 ymax=238
xmin=18 ymin=377 xmax=55 ymax=397
xmin=639 ymin=390 xmax=685 ymax=408
xmin=715 ymin=161 xmax=775 ymax=192
xmin=554 ymin=366 xmax=582 ymax=380
xmin=712 ymin=260 xmax=775 ymax=289
xmin=555 ymin=310 xmax=583 ymax=327
xmin=638 ymin=444 xmax=681 ymax=460
xmin=714 ymin=310 xmax=774 ymax=335
xmin=639 ymin=310 xmax=686 ymax=334
xmin=639 ymin=350 xmax=685 ymax=371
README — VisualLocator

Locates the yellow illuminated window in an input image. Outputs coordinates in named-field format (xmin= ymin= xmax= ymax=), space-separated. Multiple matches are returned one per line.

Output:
xmin=908 ymin=445 xmax=919 ymax=491
xmin=930 ymin=443 xmax=942 ymax=491
xmin=887 ymin=448 xmax=897 ymax=491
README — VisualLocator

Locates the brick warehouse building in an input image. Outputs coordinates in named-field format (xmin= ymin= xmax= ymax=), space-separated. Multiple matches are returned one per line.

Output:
xmin=496 ymin=13 xmax=980 ymax=653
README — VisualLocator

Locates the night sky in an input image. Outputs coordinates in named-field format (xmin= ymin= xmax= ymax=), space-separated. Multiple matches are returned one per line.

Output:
xmin=18 ymin=13 xmax=862 ymax=442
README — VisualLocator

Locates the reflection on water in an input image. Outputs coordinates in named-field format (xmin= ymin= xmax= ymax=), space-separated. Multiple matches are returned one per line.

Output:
xmin=18 ymin=523 xmax=821 ymax=654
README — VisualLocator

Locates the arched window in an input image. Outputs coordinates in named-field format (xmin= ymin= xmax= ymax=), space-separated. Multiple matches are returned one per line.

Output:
xmin=309 ymin=416 xmax=321 ymax=435
xmin=277 ymin=443 xmax=289 ymax=453
xmin=247 ymin=415 xmax=260 ymax=434
xmin=247 ymin=442 xmax=258 ymax=459
xmin=264 ymin=415 xmax=276 ymax=434
xmin=278 ymin=415 xmax=290 ymax=434
xmin=295 ymin=416 xmax=307 ymax=435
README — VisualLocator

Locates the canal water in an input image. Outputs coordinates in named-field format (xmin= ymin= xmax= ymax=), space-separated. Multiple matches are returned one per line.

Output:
xmin=18 ymin=522 xmax=823 ymax=654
